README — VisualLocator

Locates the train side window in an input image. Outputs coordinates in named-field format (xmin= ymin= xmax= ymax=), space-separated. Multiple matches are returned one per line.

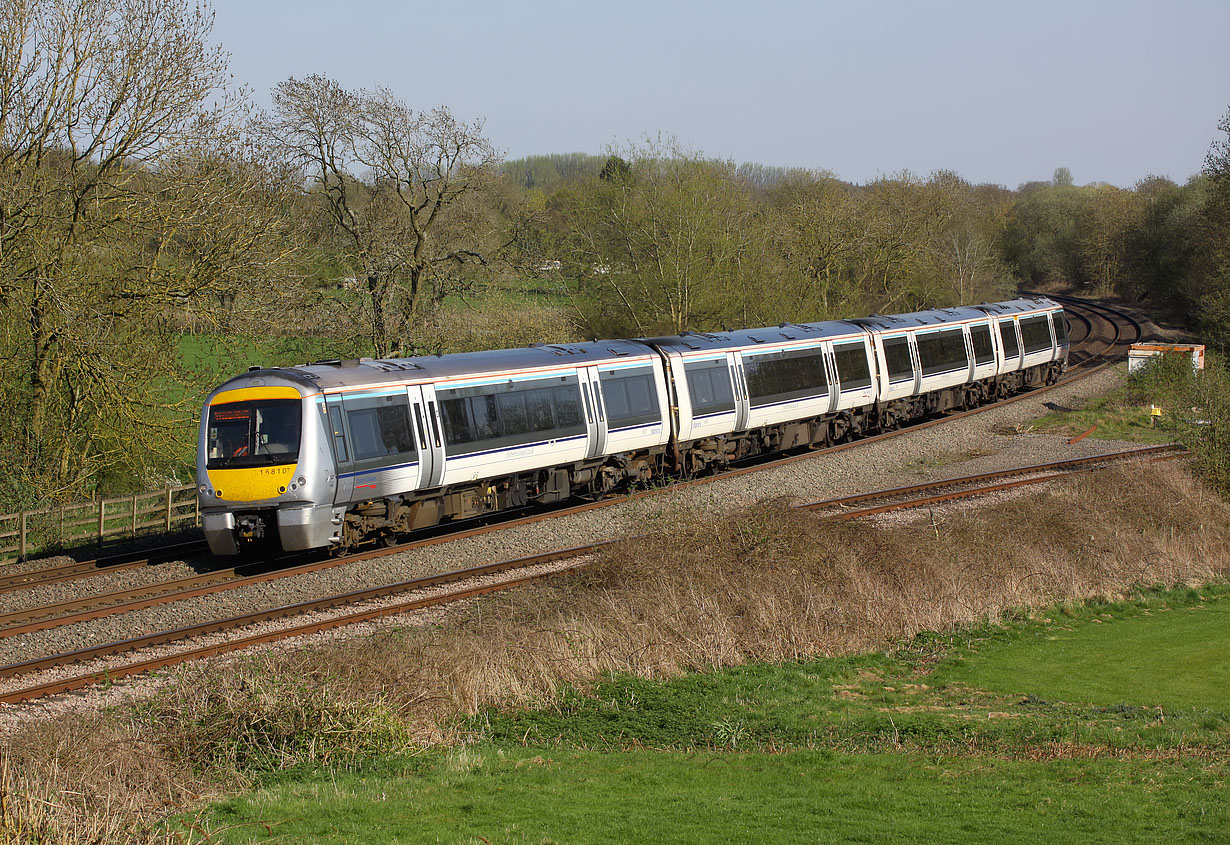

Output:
xmin=742 ymin=348 xmax=826 ymax=408
xmin=684 ymin=360 xmax=735 ymax=416
xmin=917 ymin=329 xmax=968 ymax=376
xmin=998 ymin=319 xmax=1020 ymax=359
xmin=598 ymin=366 xmax=661 ymax=429
xmin=1019 ymin=316 xmax=1052 ymax=354
xmin=833 ymin=342 xmax=872 ymax=392
xmin=552 ymin=385 xmax=584 ymax=427
xmin=882 ymin=337 xmax=913 ymax=382
xmin=341 ymin=394 xmax=417 ymax=470
xmin=1052 ymin=311 xmax=1069 ymax=345
xmin=440 ymin=397 xmax=475 ymax=445
xmin=497 ymin=391 xmax=531 ymax=436
xmin=970 ymin=325 xmax=995 ymax=365
xmin=526 ymin=388 xmax=556 ymax=431
xmin=436 ymin=378 xmax=586 ymax=456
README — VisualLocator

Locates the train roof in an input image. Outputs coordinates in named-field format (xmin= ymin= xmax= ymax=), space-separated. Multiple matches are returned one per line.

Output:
xmin=209 ymin=296 xmax=1064 ymax=399
xmin=851 ymin=296 xmax=1060 ymax=331
xmin=216 ymin=339 xmax=657 ymax=395
xmin=644 ymin=319 xmax=862 ymax=354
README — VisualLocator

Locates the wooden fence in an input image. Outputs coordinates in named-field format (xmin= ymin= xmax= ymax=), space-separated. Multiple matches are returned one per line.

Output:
xmin=0 ymin=486 xmax=200 ymax=563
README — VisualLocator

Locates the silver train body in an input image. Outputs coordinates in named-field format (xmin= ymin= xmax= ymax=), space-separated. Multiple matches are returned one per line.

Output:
xmin=196 ymin=296 xmax=1069 ymax=555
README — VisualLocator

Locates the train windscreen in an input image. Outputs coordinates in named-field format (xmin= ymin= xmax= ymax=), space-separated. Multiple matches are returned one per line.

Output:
xmin=206 ymin=399 xmax=302 ymax=469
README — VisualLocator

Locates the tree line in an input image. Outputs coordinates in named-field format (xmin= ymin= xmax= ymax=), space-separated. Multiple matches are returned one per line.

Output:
xmin=1 ymin=0 xmax=1228 ymax=511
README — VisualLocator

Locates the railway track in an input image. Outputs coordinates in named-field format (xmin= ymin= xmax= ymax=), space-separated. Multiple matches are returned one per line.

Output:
xmin=0 ymin=540 xmax=208 ymax=593
xmin=796 ymin=443 xmax=1182 ymax=519
xmin=0 ymin=295 xmax=1148 ymax=706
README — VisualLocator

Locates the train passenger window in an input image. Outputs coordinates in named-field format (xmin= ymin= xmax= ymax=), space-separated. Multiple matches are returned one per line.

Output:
xmin=917 ymin=329 xmax=968 ymax=376
xmin=833 ymin=342 xmax=872 ymax=392
xmin=497 ymin=392 xmax=530 ymax=436
xmin=742 ymin=348 xmax=827 ymax=408
xmin=970 ymin=325 xmax=995 ymax=365
xmin=436 ymin=377 xmax=587 ymax=456
xmin=440 ymin=398 xmax=475 ymax=445
xmin=1052 ymin=311 xmax=1069 ymax=345
xmin=999 ymin=319 xmax=1020 ymax=359
xmin=552 ymin=385 xmax=584 ymax=427
xmin=526 ymin=388 xmax=556 ymax=431
xmin=882 ymin=337 xmax=913 ymax=383
xmin=348 ymin=410 xmax=383 ymax=460
xmin=684 ymin=360 xmax=735 ymax=416
xmin=599 ymin=366 xmax=661 ymax=429
xmin=340 ymin=394 xmax=417 ymax=471
xmin=1019 ymin=316 xmax=1053 ymax=354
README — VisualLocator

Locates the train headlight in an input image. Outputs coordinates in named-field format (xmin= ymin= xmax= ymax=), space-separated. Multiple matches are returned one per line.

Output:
xmin=198 ymin=484 xmax=208 ymax=495
xmin=297 ymin=476 xmax=306 ymax=486
xmin=279 ymin=485 xmax=287 ymax=494
xmin=215 ymin=489 xmax=223 ymax=498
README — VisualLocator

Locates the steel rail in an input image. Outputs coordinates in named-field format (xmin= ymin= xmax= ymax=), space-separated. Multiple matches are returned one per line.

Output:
xmin=0 ymin=543 xmax=610 ymax=703
xmin=0 ymin=540 xmax=209 ymax=594
xmin=794 ymin=445 xmax=1183 ymax=512
xmin=812 ymin=455 xmax=1182 ymax=522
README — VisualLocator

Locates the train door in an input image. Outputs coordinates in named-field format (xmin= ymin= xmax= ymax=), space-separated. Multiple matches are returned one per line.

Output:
xmin=727 ymin=351 xmax=750 ymax=431
xmin=579 ymin=367 xmax=608 ymax=458
xmin=907 ymin=333 xmax=923 ymax=395
xmin=408 ymin=384 xmax=445 ymax=489
xmin=410 ymin=384 xmax=446 ymax=488
xmin=820 ymin=343 xmax=839 ymax=413
xmin=324 ymin=395 xmax=355 ymax=504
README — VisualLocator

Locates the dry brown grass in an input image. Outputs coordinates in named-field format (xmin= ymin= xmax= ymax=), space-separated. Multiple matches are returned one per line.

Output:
xmin=2 ymin=462 xmax=1228 ymax=841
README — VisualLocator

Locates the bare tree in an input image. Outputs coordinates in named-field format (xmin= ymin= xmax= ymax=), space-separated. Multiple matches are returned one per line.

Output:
xmin=265 ymin=75 xmax=502 ymax=356
xmin=0 ymin=0 xmax=299 ymax=500
xmin=554 ymin=138 xmax=763 ymax=336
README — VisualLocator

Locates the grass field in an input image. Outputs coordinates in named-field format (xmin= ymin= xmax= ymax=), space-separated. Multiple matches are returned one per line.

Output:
xmin=1029 ymin=389 xmax=1176 ymax=443
xmin=194 ymin=585 xmax=1230 ymax=844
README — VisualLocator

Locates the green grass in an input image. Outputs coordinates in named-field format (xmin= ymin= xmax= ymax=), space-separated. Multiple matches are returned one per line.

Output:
xmin=930 ymin=595 xmax=1230 ymax=711
xmin=1030 ymin=389 xmax=1176 ymax=444
xmin=177 ymin=332 xmax=364 ymax=377
xmin=201 ymin=747 xmax=1227 ymax=844
xmin=440 ymin=275 xmax=571 ymax=313
xmin=191 ymin=585 xmax=1230 ymax=844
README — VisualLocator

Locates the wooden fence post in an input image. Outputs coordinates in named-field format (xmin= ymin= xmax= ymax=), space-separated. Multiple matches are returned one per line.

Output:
xmin=166 ymin=488 xmax=173 ymax=531
xmin=19 ymin=511 xmax=27 ymax=559
xmin=98 ymin=499 xmax=105 ymax=546
xmin=131 ymin=494 xmax=137 ymax=536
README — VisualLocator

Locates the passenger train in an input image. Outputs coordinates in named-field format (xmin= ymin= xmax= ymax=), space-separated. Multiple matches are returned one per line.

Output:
xmin=197 ymin=296 xmax=1069 ymax=555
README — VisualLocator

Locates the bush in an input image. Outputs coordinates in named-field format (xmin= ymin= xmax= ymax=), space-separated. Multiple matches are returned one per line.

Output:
xmin=1128 ymin=352 xmax=1230 ymax=494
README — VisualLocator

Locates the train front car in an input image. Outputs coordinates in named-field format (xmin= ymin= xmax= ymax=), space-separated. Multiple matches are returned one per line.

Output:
xmin=196 ymin=371 xmax=335 ymax=556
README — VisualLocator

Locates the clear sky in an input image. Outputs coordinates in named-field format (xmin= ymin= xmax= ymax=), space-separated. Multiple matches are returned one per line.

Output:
xmin=207 ymin=0 xmax=1230 ymax=188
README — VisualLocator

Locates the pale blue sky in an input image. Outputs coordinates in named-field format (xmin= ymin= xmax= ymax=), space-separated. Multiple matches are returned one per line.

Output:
xmin=208 ymin=0 xmax=1230 ymax=188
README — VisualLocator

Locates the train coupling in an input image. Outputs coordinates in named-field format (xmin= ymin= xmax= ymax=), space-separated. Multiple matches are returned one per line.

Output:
xmin=236 ymin=513 xmax=267 ymax=541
